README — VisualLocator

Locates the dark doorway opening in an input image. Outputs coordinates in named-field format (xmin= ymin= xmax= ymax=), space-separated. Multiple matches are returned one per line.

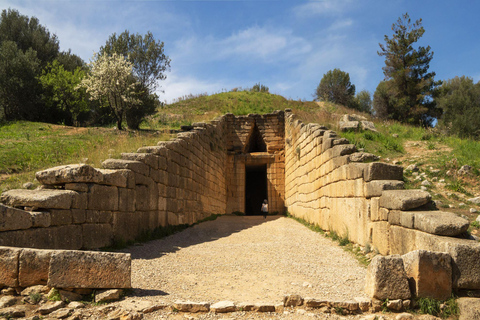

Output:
xmin=245 ymin=164 xmax=268 ymax=215
xmin=245 ymin=124 xmax=266 ymax=153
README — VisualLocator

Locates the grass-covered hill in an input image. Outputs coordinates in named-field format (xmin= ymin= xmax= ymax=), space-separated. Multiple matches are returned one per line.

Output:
xmin=1 ymin=90 xmax=480 ymax=234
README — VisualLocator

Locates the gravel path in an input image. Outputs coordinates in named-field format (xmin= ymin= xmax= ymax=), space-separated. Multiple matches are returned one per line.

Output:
xmin=122 ymin=215 xmax=368 ymax=305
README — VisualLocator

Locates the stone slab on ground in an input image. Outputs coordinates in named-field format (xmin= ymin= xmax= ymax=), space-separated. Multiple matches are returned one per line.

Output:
xmin=48 ymin=250 xmax=131 ymax=289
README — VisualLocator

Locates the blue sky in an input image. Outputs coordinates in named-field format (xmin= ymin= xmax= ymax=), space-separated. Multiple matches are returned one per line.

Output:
xmin=1 ymin=0 xmax=479 ymax=103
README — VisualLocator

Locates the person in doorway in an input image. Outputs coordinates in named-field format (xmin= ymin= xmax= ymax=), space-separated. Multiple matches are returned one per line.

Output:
xmin=261 ymin=199 xmax=268 ymax=219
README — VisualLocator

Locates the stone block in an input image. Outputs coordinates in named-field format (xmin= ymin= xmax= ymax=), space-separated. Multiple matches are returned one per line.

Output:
xmin=442 ymin=239 xmax=480 ymax=289
xmin=365 ymin=255 xmax=411 ymax=300
xmin=71 ymin=209 xmax=86 ymax=224
xmin=121 ymin=153 xmax=158 ymax=169
xmin=1 ymin=189 xmax=78 ymax=210
xmin=389 ymin=210 xmax=415 ymax=229
xmin=87 ymin=185 xmax=118 ymax=211
xmin=48 ymin=250 xmax=131 ymax=288
xmin=414 ymin=211 xmax=469 ymax=236
xmin=365 ymin=180 xmax=405 ymax=198
xmin=402 ymin=250 xmax=452 ymax=300
xmin=85 ymin=210 xmax=112 ymax=224
xmin=0 ymin=204 xmax=32 ymax=231
xmin=112 ymin=212 xmax=138 ymax=243
xmin=71 ymin=192 xmax=87 ymax=210
xmin=50 ymin=226 xmax=84 ymax=250
xmin=457 ymin=297 xmax=480 ymax=320
xmin=65 ymin=183 xmax=89 ymax=192
xmin=364 ymin=163 xmax=403 ymax=182
xmin=173 ymin=300 xmax=210 ymax=312
xmin=18 ymin=248 xmax=52 ymax=287
xmin=31 ymin=211 xmax=51 ymax=227
xmin=82 ymin=224 xmax=113 ymax=249
xmin=99 ymin=169 xmax=128 ymax=188
xmin=371 ymin=221 xmax=390 ymax=255
xmin=210 ymin=301 xmax=236 ymax=313
xmin=36 ymin=164 xmax=103 ymax=185
xmin=102 ymin=159 xmax=149 ymax=176
xmin=284 ymin=294 xmax=304 ymax=307
xmin=348 ymin=152 xmax=379 ymax=163
xmin=379 ymin=190 xmax=431 ymax=210
xmin=0 ymin=246 xmax=21 ymax=287
xmin=49 ymin=209 xmax=73 ymax=226
xmin=118 ymin=188 xmax=136 ymax=212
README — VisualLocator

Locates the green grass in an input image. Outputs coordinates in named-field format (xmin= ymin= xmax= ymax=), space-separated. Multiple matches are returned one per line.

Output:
xmin=340 ymin=129 xmax=404 ymax=158
xmin=0 ymin=121 xmax=170 ymax=194
xmin=417 ymin=296 xmax=459 ymax=319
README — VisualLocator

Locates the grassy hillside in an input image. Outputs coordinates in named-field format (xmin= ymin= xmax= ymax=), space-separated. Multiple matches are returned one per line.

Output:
xmin=1 ymin=91 xmax=480 ymax=234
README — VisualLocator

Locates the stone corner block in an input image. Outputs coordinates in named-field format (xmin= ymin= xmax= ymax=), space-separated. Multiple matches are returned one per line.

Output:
xmin=0 ymin=246 xmax=22 ymax=287
xmin=364 ymin=162 xmax=403 ymax=182
xmin=36 ymin=164 xmax=104 ymax=185
xmin=365 ymin=255 xmax=411 ymax=300
xmin=402 ymin=250 xmax=452 ymax=301
xmin=47 ymin=250 xmax=131 ymax=289
xmin=379 ymin=189 xmax=431 ymax=210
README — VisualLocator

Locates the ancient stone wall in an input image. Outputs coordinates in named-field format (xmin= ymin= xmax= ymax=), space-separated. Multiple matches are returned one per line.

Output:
xmin=284 ymin=111 xmax=480 ymax=291
xmin=0 ymin=118 xmax=228 ymax=250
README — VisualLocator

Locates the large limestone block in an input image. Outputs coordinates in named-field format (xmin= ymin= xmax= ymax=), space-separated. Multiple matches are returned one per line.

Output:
xmin=0 ymin=246 xmax=21 ymax=287
xmin=339 ymin=120 xmax=360 ymax=132
xmin=36 ymin=164 xmax=103 ymax=185
xmin=348 ymin=152 xmax=379 ymax=163
xmin=402 ymin=250 xmax=452 ymax=300
xmin=18 ymin=248 xmax=52 ymax=287
xmin=1 ymin=189 xmax=78 ymax=210
xmin=365 ymin=180 xmax=405 ymax=198
xmin=414 ymin=211 xmax=469 ymax=236
xmin=0 ymin=204 xmax=32 ymax=231
xmin=379 ymin=190 xmax=431 ymax=210
xmin=121 ymin=153 xmax=158 ymax=170
xmin=87 ymin=185 xmax=118 ymax=211
xmin=102 ymin=159 xmax=149 ymax=176
xmin=365 ymin=255 xmax=411 ymax=300
xmin=48 ymin=250 xmax=131 ymax=288
xmin=371 ymin=221 xmax=390 ymax=255
xmin=442 ymin=239 xmax=480 ymax=289
xmin=98 ymin=169 xmax=128 ymax=188
xmin=364 ymin=163 xmax=403 ymax=182
xmin=82 ymin=224 xmax=113 ymax=249
xmin=457 ymin=297 xmax=480 ymax=320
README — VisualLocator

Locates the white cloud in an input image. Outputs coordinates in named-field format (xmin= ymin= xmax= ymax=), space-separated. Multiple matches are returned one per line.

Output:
xmin=294 ymin=0 xmax=353 ymax=17
xmin=328 ymin=18 xmax=354 ymax=31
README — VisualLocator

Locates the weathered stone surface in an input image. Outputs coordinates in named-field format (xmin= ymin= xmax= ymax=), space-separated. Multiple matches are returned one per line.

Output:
xmin=49 ymin=307 xmax=73 ymax=319
xmin=253 ymin=304 xmax=276 ymax=312
xmin=36 ymin=164 xmax=104 ymax=185
xmin=173 ymin=300 xmax=210 ymax=312
xmin=67 ymin=301 xmax=85 ymax=309
xmin=0 ymin=306 xmax=26 ymax=318
xmin=0 ymin=246 xmax=21 ymax=287
xmin=20 ymin=285 xmax=48 ymax=296
xmin=303 ymin=298 xmax=328 ymax=308
xmin=339 ymin=120 xmax=360 ymax=132
xmin=121 ymin=153 xmax=159 ymax=170
xmin=0 ymin=295 xmax=16 ymax=308
xmin=210 ymin=301 xmax=236 ymax=313
xmin=50 ymin=209 xmax=73 ymax=226
xmin=379 ymin=190 xmax=431 ymax=210
xmin=442 ymin=240 xmax=480 ymax=289
xmin=353 ymin=297 xmax=371 ymax=312
xmin=98 ymin=169 xmax=128 ymax=188
xmin=387 ymin=299 xmax=403 ymax=311
xmin=414 ymin=211 xmax=469 ymax=236
xmin=0 ymin=189 xmax=78 ymax=210
xmin=365 ymin=255 xmax=411 ymax=300
xmin=31 ymin=211 xmax=51 ymax=227
xmin=18 ymin=248 xmax=51 ymax=287
xmin=365 ymin=180 xmax=405 ymax=198
xmin=82 ymin=224 xmax=113 ymax=249
xmin=0 ymin=204 xmax=32 ymax=231
xmin=65 ymin=183 xmax=89 ymax=192
xmin=87 ymin=185 xmax=118 ymax=211
xmin=102 ymin=159 xmax=149 ymax=176
xmin=95 ymin=289 xmax=123 ymax=302
xmin=330 ymin=300 xmax=359 ymax=311
xmin=361 ymin=121 xmax=377 ymax=132
xmin=364 ymin=162 xmax=404 ymax=182
xmin=402 ymin=250 xmax=452 ymax=300
xmin=37 ymin=301 xmax=65 ymax=315
xmin=348 ymin=152 xmax=379 ymax=163
xmin=48 ymin=250 xmax=131 ymax=289
xmin=458 ymin=297 xmax=480 ymax=320
xmin=283 ymin=294 xmax=304 ymax=307
xmin=396 ymin=313 xmax=414 ymax=320
xmin=57 ymin=289 xmax=83 ymax=302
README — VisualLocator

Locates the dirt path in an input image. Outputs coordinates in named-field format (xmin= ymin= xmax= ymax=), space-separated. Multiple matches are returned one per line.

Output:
xmin=121 ymin=215 xmax=368 ymax=306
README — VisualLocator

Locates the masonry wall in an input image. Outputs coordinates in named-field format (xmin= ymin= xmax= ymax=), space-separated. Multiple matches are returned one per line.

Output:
xmin=0 ymin=118 xmax=228 ymax=250
xmin=284 ymin=111 xmax=480 ymax=290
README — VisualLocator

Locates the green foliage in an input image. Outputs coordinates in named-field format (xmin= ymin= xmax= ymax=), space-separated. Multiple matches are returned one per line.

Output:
xmin=417 ymin=296 xmax=459 ymax=318
xmin=38 ymin=60 xmax=90 ymax=126
xmin=471 ymin=221 xmax=480 ymax=229
xmin=48 ymin=288 xmax=62 ymax=301
xmin=251 ymin=83 xmax=269 ymax=93
xmin=340 ymin=129 xmax=404 ymax=158
xmin=377 ymin=13 xmax=441 ymax=126
xmin=29 ymin=292 xmax=42 ymax=304
xmin=352 ymin=90 xmax=373 ymax=114
xmin=436 ymin=76 xmax=480 ymax=139
xmin=315 ymin=68 xmax=356 ymax=107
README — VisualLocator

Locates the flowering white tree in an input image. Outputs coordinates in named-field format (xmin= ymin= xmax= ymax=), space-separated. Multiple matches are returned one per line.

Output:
xmin=78 ymin=52 xmax=139 ymax=130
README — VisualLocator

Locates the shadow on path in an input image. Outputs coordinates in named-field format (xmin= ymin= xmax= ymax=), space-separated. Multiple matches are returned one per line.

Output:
xmin=124 ymin=215 xmax=282 ymax=260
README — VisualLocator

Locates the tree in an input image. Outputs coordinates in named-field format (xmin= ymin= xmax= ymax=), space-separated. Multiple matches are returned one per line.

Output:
xmin=78 ymin=52 xmax=139 ymax=130
xmin=315 ymin=68 xmax=355 ymax=107
xmin=0 ymin=41 xmax=40 ymax=121
xmin=38 ymin=60 xmax=89 ymax=126
xmin=352 ymin=90 xmax=373 ymax=114
xmin=378 ymin=13 xmax=441 ymax=126
xmin=100 ymin=30 xmax=170 ymax=92
xmin=373 ymin=80 xmax=395 ymax=119
xmin=436 ymin=76 xmax=480 ymax=138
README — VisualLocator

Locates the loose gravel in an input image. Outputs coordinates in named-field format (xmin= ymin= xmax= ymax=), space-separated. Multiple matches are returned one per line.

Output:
xmin=122 ymin=215 xmax=368 ymax=305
